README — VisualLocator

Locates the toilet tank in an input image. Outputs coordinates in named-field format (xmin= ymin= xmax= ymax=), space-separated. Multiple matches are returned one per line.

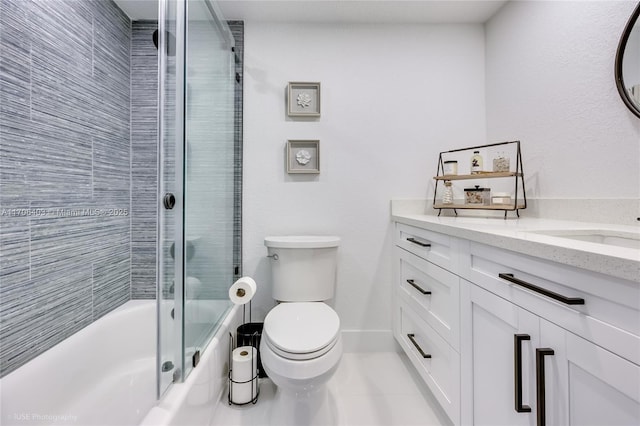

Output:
xmin=264 ymin=236 xmax=340 ymax=302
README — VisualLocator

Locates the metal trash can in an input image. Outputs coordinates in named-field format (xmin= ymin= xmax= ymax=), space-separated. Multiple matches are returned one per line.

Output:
xmin=236 ymin=322 xmax=267 ymax=378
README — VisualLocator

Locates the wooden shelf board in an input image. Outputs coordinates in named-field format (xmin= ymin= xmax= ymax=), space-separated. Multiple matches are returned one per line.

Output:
xmin=434 ymin=172 xmax=522 ymax=181
xmin=433 ymin=203 xmax=526 ymax=210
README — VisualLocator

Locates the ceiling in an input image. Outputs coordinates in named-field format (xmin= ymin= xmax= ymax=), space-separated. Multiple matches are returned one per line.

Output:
xmin=113 ymin=0 xmax=507 ymax=24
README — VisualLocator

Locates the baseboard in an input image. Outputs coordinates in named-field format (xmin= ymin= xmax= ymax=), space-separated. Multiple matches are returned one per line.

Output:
xmin=340 ymin=330 xmax=400 ymax=353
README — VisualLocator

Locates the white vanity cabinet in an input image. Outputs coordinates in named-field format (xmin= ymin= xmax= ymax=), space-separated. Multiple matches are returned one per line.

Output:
xmin=461 ymin=280 xmax=640 ymax=426
xmin=459 ymin=240 xmax=640 ymax=426
xmin=393 ymin=223 xmax=461 ymax=425
xmin=391 ymin=215 xmax=640 ymax=426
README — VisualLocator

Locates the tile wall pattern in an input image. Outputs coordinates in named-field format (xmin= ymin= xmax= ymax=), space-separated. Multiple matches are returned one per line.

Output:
xmin=230 ymin=21 xmax=244 ymax=281
xmin=0 ymin=0 xmax=131 ymax=377
xmin=0 ymin=2 xmax=244 ymax=376
xmin=131 ymin=21 xmax=158 ymax=299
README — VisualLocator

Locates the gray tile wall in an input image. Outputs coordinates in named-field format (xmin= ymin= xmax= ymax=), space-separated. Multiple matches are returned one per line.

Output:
xmin=230 ymin=21 xmax=244 ymax=281
xmin=0 ymin=0 xmax=131 ymax=377
xmin=131 ymin=21 xmax=158 ymax=299
xmin=0 ymin=4 xmax=244 ymax=377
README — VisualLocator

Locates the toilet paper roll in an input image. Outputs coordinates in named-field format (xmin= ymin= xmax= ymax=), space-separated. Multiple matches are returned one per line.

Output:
xmin=230 ymin=346 xmax=258 ymax=404
xmin=228 ymin=277 xmax=257 ymax=305
xmin=231 ymin=346 xmax=257 ymax=382
xmin=230 ymin=377 xmax=258 ymax=404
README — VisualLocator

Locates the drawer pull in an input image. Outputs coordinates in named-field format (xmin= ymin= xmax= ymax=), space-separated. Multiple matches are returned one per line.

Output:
xmin=406 ymin=279 xmax=432 ymax=295
xmin=499 ymin=273 xmax=585 ymax=305
xmin=406 ymin=237 xmax=431 ymax=248
xmin=536 ymin=348 xmax=555 ymax=426
xmin=407 ymin=333 xmax=432 ymax=358
xmin=514 ymin=334 xmax=532 ymax=413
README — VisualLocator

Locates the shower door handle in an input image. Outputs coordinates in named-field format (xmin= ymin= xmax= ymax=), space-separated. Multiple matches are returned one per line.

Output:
xmin=163 ymin=193 xmax=176 ymax=210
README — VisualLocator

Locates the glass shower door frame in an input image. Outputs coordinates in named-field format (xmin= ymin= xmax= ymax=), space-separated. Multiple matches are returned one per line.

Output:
xmin=182 ymin=0 xmax=236 ymax=379
xmin=157 ymin=0 xmax=236 ymax=399
xmin=157 ymin=0 xmax=187 ymax=399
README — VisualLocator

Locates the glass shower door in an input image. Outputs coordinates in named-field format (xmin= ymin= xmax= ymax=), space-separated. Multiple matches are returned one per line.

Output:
xmin=157 ymin=0 xmax=235 ymax=397
xmin=157 ymin=0 xmax=181 ymax=398
xmin=182 ymin=0 xmax=235 ymax=378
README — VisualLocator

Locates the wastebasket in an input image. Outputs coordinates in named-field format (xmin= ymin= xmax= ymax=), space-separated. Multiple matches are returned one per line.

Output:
xmin=236 ymin=322 xmax=267 ymax=378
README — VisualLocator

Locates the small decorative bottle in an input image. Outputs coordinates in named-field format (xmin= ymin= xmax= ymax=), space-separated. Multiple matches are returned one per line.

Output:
xmin=442 ymin=180 xmax=454 ymax=204
xmin=471 ymin=151 xmax=483 ymax=174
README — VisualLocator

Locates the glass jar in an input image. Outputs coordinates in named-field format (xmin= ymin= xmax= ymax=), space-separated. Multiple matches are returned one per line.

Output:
xmin=442 ymin=180 xmax=453 ymax=204
xmin=464 ymin=185 xmax=491 ymax=205
xmin=492 ymin=152 xmax=510 ymax=172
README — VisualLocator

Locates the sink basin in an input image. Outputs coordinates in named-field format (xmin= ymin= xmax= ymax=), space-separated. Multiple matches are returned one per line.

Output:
xmin=528 ymin=229 xmax=640 ymax=250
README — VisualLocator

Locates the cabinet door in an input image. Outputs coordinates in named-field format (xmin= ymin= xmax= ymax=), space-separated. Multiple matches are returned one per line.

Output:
xmin=463 ymin=282 xmax=640 ymax=426
xmin=540 ymin=320 xmax=640 ymax=426
xmin=461 ymin=282 xmax=538 ymax=426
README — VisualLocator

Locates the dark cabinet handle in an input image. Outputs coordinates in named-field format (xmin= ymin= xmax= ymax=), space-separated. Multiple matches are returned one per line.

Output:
xmin=514 ymin=334 xmax=532 ymax=413
xmin=499 ymin=273 xmax=585 ymax=305
xmin=406 ymin=279 xmax=431 ymax=295
xmin=407 ymin=334 xmax=431 ymax=359
xmin=536 ymin=348 xmax=555 ymax=426
xmin=406 ymin=237 xmax=431 ymax=248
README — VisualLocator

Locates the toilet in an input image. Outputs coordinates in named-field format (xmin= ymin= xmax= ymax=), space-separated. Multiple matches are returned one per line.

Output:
xmin=260 ymin=236 xmax=342 ymax=425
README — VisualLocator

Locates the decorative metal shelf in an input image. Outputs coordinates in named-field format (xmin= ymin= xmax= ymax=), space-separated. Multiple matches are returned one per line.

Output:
xmin=434 ymin=172 xmax=523 ymax=181
xmin=433 ymin=140 xmax=527 ymax=219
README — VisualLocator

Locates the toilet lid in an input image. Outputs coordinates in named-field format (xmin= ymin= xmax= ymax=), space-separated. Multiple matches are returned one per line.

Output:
xmin=263 ymin=303 xmax=340 ymax=354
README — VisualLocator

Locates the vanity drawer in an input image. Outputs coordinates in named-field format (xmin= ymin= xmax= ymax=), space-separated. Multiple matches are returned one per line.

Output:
xmin=395 ymin=223 xmax=455 ymax=271
xmin=460 ymin=241 xmax=640 ymax=365
xmin=397 ymin=247 xmax=460 ymax=351
xmin=396 ymin=302 xmax=460 ymax=425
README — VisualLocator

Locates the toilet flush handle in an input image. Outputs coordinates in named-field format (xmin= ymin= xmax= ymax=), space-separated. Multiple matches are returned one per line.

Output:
xmin=266 ymin=254 xmax=279 ymax=260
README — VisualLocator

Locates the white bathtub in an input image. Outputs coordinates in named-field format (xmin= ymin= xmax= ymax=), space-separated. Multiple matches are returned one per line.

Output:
xmin=0 ymin=300 xmax=241 ymax=426
xmin=142 ymin=303 xmax=241 ymax=426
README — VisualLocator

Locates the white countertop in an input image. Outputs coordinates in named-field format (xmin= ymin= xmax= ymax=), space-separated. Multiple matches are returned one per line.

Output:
xmin=391 ymin=213 xmax=640 ymax=283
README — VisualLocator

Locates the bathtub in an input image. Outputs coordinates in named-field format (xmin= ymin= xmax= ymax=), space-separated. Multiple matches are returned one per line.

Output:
xmin=0 ymin=300 xmax=241 ymax=426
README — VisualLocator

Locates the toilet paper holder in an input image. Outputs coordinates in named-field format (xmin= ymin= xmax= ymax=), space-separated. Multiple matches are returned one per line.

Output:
xmin=228 ymin=329 xmax=260 ymax=405
xmin=228 ymin=279 xmax=260 ymax=405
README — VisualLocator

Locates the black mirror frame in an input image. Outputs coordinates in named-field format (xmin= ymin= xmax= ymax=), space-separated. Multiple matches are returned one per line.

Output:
xmin=615 ymin=2 xmax=640 ymax=119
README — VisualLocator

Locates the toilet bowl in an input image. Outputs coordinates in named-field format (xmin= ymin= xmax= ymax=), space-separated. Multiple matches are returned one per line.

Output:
xmin=260 ymin=302 xmax=342 ymax=425
xmin=262 ymin=236 xmax=342 ymax=424
xmin=259 ymin=302 xmax=342 ymax=392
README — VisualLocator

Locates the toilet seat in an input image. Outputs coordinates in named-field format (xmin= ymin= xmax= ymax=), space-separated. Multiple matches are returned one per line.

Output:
xmin=263 ymin=332 xmax=338 ymax=361
xmin=260 ymin=331 xmax=343 ymax=383
xmin=263 ymin=302 xmax=340 ymax=360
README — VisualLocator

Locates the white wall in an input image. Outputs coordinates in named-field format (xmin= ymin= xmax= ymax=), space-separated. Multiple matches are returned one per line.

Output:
xmin=485 ymin=0 xmax=640 ymax=200
xmin=242 ymin=23 xmax=486 ymax=332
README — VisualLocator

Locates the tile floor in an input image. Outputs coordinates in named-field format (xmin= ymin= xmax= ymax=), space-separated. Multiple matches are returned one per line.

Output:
xmin=211 ymin=352 xmax=450 ymax=426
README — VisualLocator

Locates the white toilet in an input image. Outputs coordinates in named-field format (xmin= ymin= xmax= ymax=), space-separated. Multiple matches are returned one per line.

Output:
xmin=260 ymin=236 xmax=342 ymax=425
